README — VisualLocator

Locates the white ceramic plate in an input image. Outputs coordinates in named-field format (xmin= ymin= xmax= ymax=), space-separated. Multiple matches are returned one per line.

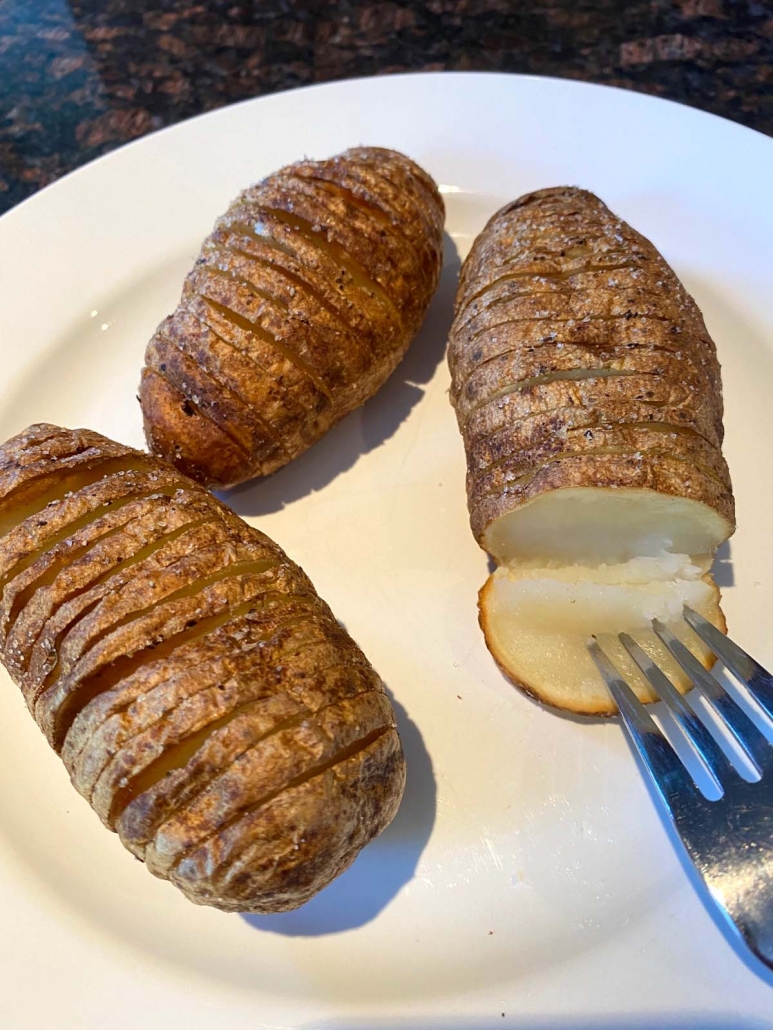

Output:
xmin=1 ymin=72 xmax=772 ymax=1029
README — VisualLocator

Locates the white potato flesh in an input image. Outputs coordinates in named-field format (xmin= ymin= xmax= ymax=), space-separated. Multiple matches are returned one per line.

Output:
xmin=480 ymin=554 xmax=725 ymax=715
xmin=482 ymin=487 xmax=732 ymax=569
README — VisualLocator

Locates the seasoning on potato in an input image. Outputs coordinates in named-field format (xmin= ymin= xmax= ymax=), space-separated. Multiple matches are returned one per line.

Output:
xmin=140 ymin=146 xmax=445 ymax=488
xmin=0 ymin=424 xmax=405 ymax=912
xmin=447 ymin=187 xmax=735 ymax=715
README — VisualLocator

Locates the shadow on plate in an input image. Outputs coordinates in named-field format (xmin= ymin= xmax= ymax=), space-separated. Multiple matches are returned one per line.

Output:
xmin=241 ymin=689 xmax=435 ymax=937
xmin=222 ymin=232 xmax=460 ymax=518
xmin=712 ymin=539 xmax=734 ymax=588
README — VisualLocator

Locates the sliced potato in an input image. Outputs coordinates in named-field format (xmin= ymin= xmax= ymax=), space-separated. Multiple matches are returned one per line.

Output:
xmin=140 ymin=147 xmax=445 ymax=488
xmin=447 ymin=187 xmax=735 ymax=715
xmin=470 ymin=454 xmax=734 ymax=557
xmin=0 ymin=424 xmax=405 ymax=912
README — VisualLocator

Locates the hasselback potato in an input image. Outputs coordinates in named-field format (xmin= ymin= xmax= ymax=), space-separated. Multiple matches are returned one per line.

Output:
xmin=447 ymin=187 xmax=735 ymax=714
xmin=0 ymin=424 xmax=405 ymax=911
xmin=140 ymin=146 xmax=445 ymax=487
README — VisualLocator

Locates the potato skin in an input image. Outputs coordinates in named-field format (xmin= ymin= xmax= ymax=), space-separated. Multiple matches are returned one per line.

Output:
xmin=140 ymin=147 xmax=445 ymax=488
xmin=0 ymin=424 xmax=405 ymax=913
xmin=446 ymin=187 xmax=734 ymax=547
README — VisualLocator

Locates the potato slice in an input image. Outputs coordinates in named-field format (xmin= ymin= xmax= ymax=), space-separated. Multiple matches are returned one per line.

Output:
xmin=480 ymin=556 xmax=725 ymax=715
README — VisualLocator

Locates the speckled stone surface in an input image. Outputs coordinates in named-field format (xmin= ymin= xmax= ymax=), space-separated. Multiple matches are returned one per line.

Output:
xmin=1 ymin=0 xmax=771 ymax=213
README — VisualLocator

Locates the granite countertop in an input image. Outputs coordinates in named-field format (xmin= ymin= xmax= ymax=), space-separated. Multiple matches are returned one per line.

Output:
xmin=1 ymin=0 xmax=771 ymax=214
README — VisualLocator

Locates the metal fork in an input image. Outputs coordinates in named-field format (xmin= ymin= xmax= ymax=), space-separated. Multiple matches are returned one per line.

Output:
xmin=587 ymin=607 xmax=773 ymax=971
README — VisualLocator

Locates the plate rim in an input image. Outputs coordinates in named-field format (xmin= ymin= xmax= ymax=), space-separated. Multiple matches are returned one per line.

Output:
xmin=2 ymin=69 xmax=772 ymax=233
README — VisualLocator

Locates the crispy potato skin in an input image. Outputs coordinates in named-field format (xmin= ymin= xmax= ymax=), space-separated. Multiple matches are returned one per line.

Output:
xmin=447 ymin=186 xmax=734 ymax=546
xmin=0 ymin=424 xmax=405 ymax=912
xmin=140 ymin=147 xmax=445 ymax=488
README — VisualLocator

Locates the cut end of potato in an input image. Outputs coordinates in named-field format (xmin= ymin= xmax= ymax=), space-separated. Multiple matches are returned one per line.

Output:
xmin=479 ymin=555 xmax=725 ymax=715
xmin=478 ymin=486 xmax=730 ymax=716
xmin=482 ymin=486 xmax=733 ymax=570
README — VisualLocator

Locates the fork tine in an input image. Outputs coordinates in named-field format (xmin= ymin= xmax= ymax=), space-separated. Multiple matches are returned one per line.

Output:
xmin=652 ymin=619 xmax=772 ymax=775
xmin=619 ymin=633 xmax=735 ymax=787
xmin=683 ymin=606 xmax=773 ymax=724
xmin=587 ymin=641 xmax=701 ymax=805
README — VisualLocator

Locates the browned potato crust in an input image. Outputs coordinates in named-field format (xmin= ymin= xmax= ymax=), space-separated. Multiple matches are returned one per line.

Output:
xmin=468 ymin=423 xmax=731 ymax=504
xmin=453 ymin=345 xmax=718 ymax=423
xmin=0 ymin=424 xmax=405 ymax=912
xmin=140 ymin=147 xmax=445 ymax=488
xmin=465 ymin=403 xmax=723 ymax=473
